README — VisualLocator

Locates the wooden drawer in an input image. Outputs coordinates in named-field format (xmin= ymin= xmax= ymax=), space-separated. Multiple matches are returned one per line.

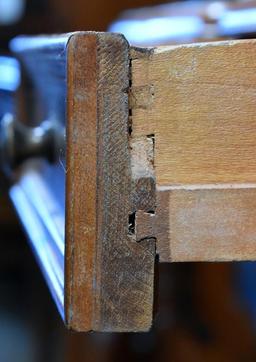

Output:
xmin=2 ymin=32 xmax=256 ymax=332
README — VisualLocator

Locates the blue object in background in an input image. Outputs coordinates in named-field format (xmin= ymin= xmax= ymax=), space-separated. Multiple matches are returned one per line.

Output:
xmin=235 ymin=262 xmax=256 ymax=327
xmin=109 ymin=16 xmax=204 ymax=46
xmin=0 ymin=56 xmax=20 ymax=119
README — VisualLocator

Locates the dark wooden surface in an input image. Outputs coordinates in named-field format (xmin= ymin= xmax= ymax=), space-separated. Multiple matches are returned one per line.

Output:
xmin=65 ymin=32 xmax=155 ymax=332
xmin=9 ymin=32 xmax=156 ymax=332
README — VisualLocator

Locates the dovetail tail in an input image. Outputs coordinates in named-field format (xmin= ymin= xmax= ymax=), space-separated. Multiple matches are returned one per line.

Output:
xmin=128 ymin=56 xmax=156 ymax=243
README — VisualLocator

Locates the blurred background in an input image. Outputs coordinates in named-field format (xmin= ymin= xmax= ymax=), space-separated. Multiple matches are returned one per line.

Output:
xmin=2 ymin=0 xmax=256 ymax=361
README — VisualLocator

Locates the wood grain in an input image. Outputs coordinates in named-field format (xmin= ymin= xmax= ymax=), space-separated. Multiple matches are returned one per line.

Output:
xmin=131 ymin=40 xmax=256 ymax=186
xmin=11 ymin=32 xmax=156 ymax=332
xmin=65 ymin=33 xmax=97 ymax=331
xmin=66 ymin=32 xmax=155 ymax=332
xmin=12 ymin=35 xmax=256 ymax=330
xmin=156 ymin=186 xmax=256 ymax=262
xmin=131 ymin=40 xmax=256 ymax=263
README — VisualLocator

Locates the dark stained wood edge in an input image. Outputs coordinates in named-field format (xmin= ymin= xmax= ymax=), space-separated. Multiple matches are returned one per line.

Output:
xmin=65 ymin=32 xmax=156 ymax=332
xmin=65 ymin=33 xmax=97 ymax=331
xmin=95 ymin=34 xmax=155 ymax=332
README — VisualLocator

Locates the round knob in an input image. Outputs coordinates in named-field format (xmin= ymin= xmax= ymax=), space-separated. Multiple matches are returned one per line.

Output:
xmin=0 ymin=113 xmax=64 ymax=176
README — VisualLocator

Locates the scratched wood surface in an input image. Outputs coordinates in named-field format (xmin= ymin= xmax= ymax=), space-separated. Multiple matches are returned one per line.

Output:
xmin=10 ymin=32 xmax=155 ymax=332
xmin=65 ymin=32 xmax=155 ymax=332
xmin=130 ymin=40 xmax=256 ymax=262
xmin=10 ymin=35 xmax=256 ymax=331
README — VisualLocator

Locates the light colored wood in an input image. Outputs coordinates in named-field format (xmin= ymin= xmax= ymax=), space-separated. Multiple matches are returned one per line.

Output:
xmin=156 ymin=185 xmax=256 ymax=262
xmin=131 ymin=40 xmax=256 ymax=186
xmin=131 ymin=40 xmax=256 ymax=262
